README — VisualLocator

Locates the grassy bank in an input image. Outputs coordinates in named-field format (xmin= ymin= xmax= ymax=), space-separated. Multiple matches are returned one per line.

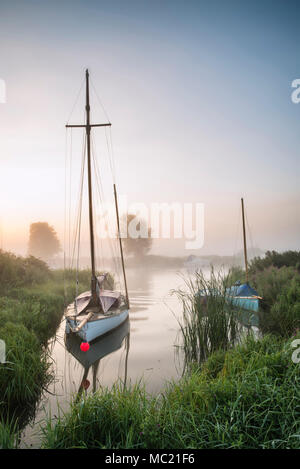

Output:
xmin=2 ymin=249 xmax=300 ymax=449
xmin=41 ymin=333 xmax=300 ymax=449
xmin=0 ymin=250 xmax=92 ymax=437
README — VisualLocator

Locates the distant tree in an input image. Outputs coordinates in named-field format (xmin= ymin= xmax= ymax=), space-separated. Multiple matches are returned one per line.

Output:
xmin=121 ymin=214 xmax=152 ymax=259
xmin=28 ymin=222 xmax=61 ymax=262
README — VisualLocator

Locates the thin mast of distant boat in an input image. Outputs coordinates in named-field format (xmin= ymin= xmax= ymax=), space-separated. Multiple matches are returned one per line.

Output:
xmin=66 ymin=69 xmax=111 ymax=303
xmin=113 ymin=183 xmax=130 ymax=308
xmin=241 ymin=197 xmax=249 ymax=284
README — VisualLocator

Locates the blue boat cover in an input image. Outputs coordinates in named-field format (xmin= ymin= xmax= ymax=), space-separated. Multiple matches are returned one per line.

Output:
xmin=195 ymin=282 xmax=260 ymax=318
xmin=226 ymin=283 xmax=259 ymax=297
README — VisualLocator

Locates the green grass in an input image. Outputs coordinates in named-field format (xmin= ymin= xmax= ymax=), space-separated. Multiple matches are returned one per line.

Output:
xmin=0 ymin=273 xmax=90 ymax=424
xmin=0 ymin=253 xmax=89 ymax=433
xmin=40 ymin=333 xmax=300 ymax=449
xmin=0 ymin=419 xmax=19 ymax=449
xmin=41 ymin=382 xmax=150 ymax=449
xmin=0 ymin=270 xmax=93 ymax=347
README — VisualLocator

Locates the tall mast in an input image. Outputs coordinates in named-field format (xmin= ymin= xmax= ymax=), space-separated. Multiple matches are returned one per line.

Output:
xmin=85 ymin=69 xmax=97 ymax=300
xmin=113 ymin=183 xmax=130 ymax=308
xmin=66 ymin=69 xmax=111 ymax=301
xmin=241 ymin=197 xmax=249 ymax=284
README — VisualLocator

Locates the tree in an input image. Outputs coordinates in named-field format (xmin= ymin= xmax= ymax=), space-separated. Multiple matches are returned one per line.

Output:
xmin=121 ymin=214 xmax=152 ymax=259
xmin=250 ymin=250 xmax=300 ymax=273
xmin=28 ymin=222 xmax=61 ymax=262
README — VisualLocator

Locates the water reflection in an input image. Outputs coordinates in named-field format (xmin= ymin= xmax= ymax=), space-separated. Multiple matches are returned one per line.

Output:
xmin=65 ymin=318 xmax=130 ymax=398
xmin=126 ymin=266 xmax=152 ymax=316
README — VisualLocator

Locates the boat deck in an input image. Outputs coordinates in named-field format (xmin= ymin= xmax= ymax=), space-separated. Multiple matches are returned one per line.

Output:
xmin=65 ymin=303 xmax=127 ymax=322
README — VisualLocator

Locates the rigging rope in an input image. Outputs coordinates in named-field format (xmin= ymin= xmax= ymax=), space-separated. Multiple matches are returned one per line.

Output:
xmin=68 ymin=129 xmax=73 ymax=268
xmin=64 ymin=77 xmax=125 ymax=296
xmin=63 ymin=128 xmax=68 ymax=305
xmin=70 ymin=131 xmax=86 ymax=270
xmin=89 ymin=76 xmax=117 ymax=185
xmin=245 ymin=209 xmax=256 ymax=262
xmin=75 ymin=135 xmax=86 ymax=303
xmin=90 ymin=76 xmax=111 ymax=124
xmin=91 ymin=132 xmax=123 ymax=290
xmin=232 ymin=202 xmax=242 ymax=268
xmin=105 ymin=126 xmax=116 ymax=184
xmin=66 ymin=76 xmax=85 ymax=125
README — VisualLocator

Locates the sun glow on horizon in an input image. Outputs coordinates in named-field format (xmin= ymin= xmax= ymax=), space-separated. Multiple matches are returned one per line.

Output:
xmin=0 ymin=1 xmax=299 ymax=258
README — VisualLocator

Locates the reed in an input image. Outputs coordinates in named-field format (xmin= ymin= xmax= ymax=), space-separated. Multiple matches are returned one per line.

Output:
xmin=40 ymin=381 xmax=151 ymax=449
xmin=173 ymin=269 xmax=241 ymax=370
xmin=0 ymin=419 xmax=19 ymax=449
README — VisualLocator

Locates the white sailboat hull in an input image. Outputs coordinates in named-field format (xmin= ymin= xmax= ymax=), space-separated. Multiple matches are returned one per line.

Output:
xmin=65 ymin=308 xmax=129 ymax=342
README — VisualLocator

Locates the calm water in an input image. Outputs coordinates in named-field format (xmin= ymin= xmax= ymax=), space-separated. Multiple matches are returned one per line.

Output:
xmin=22 ymin=265 xmax=200 ymax=447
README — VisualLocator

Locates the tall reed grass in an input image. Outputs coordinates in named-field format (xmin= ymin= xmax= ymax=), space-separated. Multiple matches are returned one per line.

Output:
xmin=173 ymin=269 xmax=242 ymax=370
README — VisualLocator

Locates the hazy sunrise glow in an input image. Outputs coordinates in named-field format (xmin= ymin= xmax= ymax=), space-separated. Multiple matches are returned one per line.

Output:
xmin=0 ymin=0 xmax=299 ymax=257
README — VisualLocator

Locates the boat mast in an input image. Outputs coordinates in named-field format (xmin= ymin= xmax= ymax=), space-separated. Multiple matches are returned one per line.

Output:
xmin=66 ymin=69 xmax=111 ymax=301
xmin=113 ymin=183 xmax=130 ymax=308
xmin=85 ymin=70 xmax=97 ymax=300
xmin=241 ymin=197 xmax=249 ymax=284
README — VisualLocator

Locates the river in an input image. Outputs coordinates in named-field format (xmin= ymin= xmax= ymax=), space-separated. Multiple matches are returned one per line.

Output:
xmin=22 ymin=264 xmax=203 ymax=447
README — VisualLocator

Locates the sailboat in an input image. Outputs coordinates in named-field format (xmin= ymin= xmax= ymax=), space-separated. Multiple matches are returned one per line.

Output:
xmin=64 ymin=69 xmax=130 ymax=343
xmin=225 ymin=198 xmax=262 ymax=326
xmin=195 ymin=199 xmax=262 ymax=327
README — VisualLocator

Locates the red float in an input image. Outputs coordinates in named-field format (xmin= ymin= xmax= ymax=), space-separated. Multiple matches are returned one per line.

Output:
xmin=82 ymin=379 xmax=90 ymax=390
xmin=80 ymin=341 xmax=90 ymax=352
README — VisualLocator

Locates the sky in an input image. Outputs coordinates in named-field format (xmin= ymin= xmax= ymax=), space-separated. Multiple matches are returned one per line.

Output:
xmin=0 ymin=0 xmax=299 ymax=257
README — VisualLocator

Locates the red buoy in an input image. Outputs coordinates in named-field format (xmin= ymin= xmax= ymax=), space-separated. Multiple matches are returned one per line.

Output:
xmin=80 ymin=341 xmax=90 ymax=352
xmin=82 ymin=379 xmax=90 ymax=390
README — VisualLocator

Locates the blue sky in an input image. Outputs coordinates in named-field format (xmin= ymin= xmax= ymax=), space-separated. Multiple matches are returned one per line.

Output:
xmin=0 ymin=0 xmax=299 ymax=255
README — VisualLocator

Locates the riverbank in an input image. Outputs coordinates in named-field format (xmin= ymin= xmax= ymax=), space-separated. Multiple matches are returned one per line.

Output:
xmin=1 ymin=249 xmax=300 ymax=449
xmin=0 ymin=251 xmax=91 ymax=434
xmin=40 ymin=333 xmax=299 ymax=449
